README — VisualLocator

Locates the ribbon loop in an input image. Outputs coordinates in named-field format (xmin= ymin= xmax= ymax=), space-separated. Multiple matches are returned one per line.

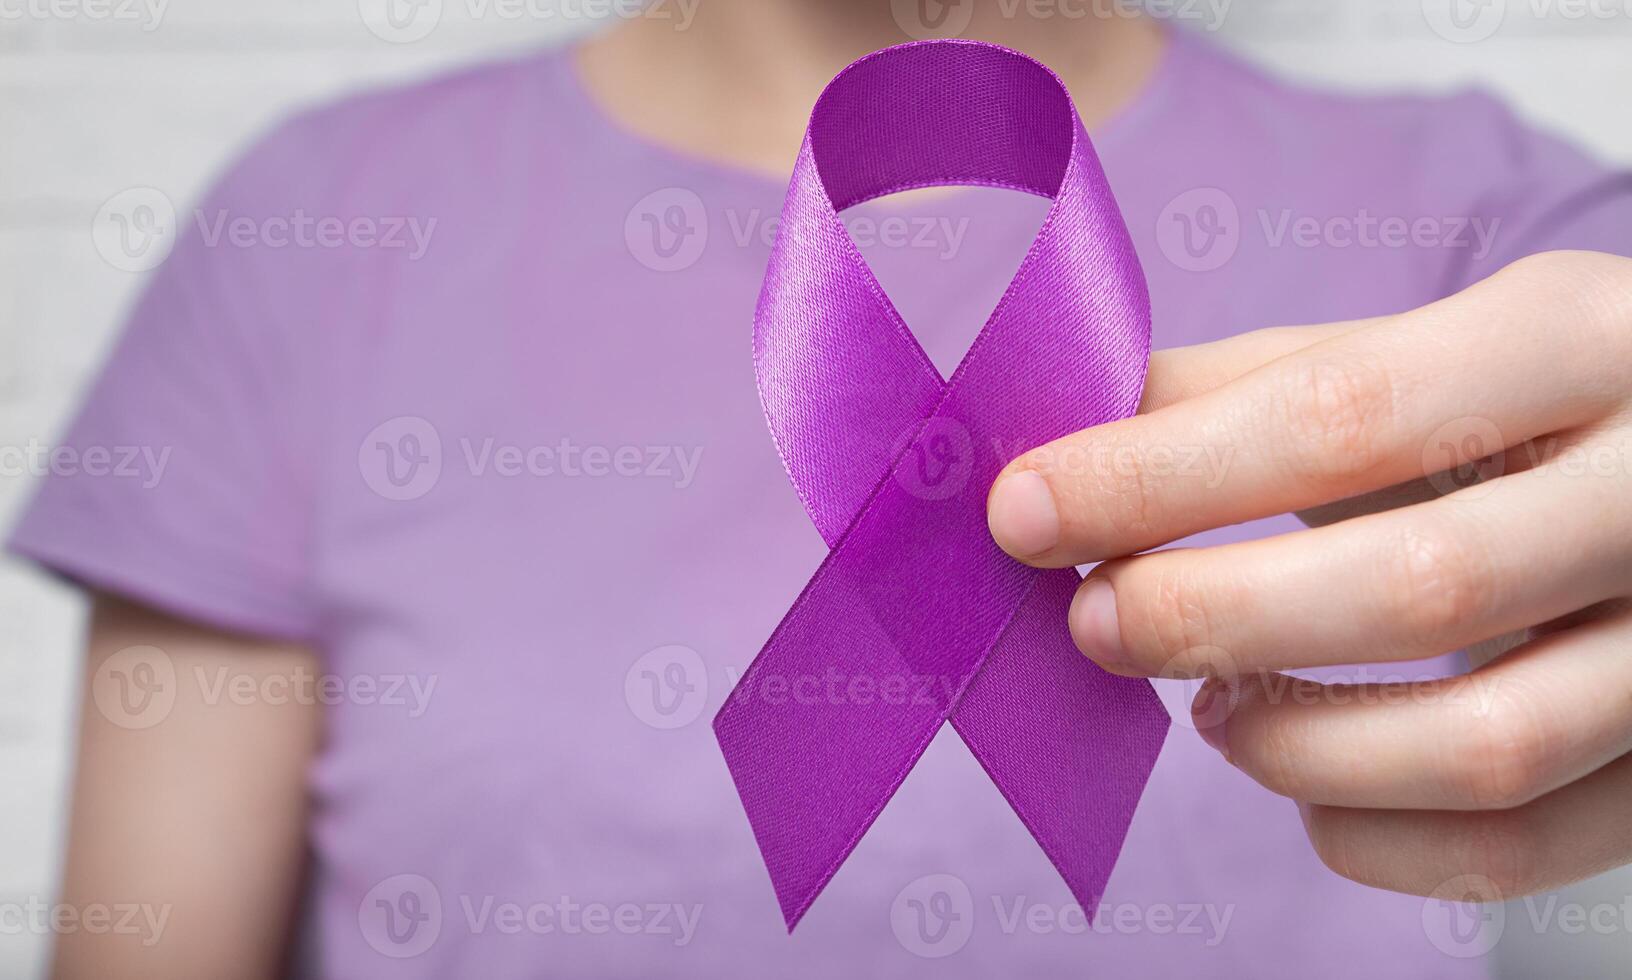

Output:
xmin=807 ymin=41 xmax=1073 ymax=208
xmin=718 ymin=39 xmax=1169 ymax=931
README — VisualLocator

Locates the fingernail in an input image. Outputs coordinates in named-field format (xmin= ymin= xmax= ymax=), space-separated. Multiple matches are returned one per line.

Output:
xmin=1069 ymin=577 xmax=1125 ymax=667
xmin=1191 ymin=676 xmax=1232 ymax=759
xmin=987 ymin=469 xmax=1059 ymax=558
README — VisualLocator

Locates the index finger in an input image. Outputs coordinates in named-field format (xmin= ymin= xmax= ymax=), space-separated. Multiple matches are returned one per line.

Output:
xmin=986 ymin=253 xmax=1632 ymax=567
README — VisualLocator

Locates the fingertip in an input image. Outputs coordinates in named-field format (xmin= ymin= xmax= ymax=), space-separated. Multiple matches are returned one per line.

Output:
xmin=986 ymin=467 xmax=1060 ymax=562
xmin=1069 ymin=576 xmax=1128 ymax=669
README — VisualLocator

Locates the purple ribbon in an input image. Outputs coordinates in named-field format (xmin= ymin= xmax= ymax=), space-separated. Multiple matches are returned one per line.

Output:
xmin=714 ymin=40 xmax=1170 ymax=931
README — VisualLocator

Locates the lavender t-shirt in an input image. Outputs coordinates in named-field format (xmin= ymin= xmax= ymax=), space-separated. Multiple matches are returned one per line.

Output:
xmin=12 ymin=29 xmax=1632 ymax=978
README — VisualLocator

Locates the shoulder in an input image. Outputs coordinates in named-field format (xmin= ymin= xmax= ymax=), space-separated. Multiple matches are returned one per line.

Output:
xmin=1170 ymin=32 xmax=1605 ymax=197
xmin=1170 ymin=31 xmax=1559 ymax=183
xmin=1163 ymin=32 xmax=1622 ymax=267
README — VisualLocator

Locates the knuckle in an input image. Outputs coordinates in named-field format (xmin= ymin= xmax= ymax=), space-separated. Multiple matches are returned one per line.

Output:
xmin=1302 ymin=806 xmax=1364 ymax=883
xmin=1458 ymin=808 xmax=1547 ymax=897
xmin=1385 ymin=525 xmax=1494 ymax=647
xmin=1304 ymin=807 xmax=1428 ymax=894
xmin=1501 ymin=249 xmax=1626 ymax=291
xmin=1582 ymin=254 xmax=1632 ymax=355
xmin=1305 ymin=804 xmax=1549 ymax=899
xmin=1448 ymin=684 xmax=1557 ymax=810
xmin=1132 ymin=563 xmax=1220 ymax=672
xmin=1107 ymin=447 xmax=1164 ymax=544
xmin=1498 ymin=251 xmax=1632 ymax=356
xmin=1272 ymin=353 xmax=1399 ymax=486
xmin=1247 ymin=706 xmax=1320 ymax=800
xmin=1497 ymin=249 xmax=1578 ymax=285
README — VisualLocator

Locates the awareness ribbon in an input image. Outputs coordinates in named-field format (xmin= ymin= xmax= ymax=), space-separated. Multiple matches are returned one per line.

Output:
xmin=714 ymin=40 xmax=1170 ymax=930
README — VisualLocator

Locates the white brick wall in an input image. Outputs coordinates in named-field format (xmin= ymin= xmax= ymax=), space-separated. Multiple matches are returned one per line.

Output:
xmin=1 ymin=2 xmax=1628 ymax=976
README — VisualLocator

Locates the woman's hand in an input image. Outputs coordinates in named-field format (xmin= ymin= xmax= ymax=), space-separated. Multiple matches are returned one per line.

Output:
xmin=986 ymin=250 xmax=1632 ymax=902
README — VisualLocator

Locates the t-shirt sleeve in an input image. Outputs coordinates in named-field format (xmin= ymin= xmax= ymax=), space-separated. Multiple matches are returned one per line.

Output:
xmin=1441 ymin=92 xmax=1632 ymax=285
xmin=7 ymin=117 xmax=333 ymax=642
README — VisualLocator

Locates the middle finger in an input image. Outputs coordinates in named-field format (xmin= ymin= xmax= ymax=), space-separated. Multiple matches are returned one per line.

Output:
xmin=1070 ymin=454 xmax=1632 ymax=677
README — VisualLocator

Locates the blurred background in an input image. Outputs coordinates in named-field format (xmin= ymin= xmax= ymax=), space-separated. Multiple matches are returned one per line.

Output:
xmin=2 ymin=1 xmax=1629 ymax=976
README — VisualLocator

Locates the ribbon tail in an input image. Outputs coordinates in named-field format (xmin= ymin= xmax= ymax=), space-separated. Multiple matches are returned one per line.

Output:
xmin=714 ymin=580 xmax=957 ymax=931
xmin=950 ymin=569 xmax=1170 ymax=917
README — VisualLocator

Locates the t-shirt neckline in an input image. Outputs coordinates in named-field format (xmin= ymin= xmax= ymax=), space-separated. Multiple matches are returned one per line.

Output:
xmin=542 ymin=25 xmax=1193 ymax=198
